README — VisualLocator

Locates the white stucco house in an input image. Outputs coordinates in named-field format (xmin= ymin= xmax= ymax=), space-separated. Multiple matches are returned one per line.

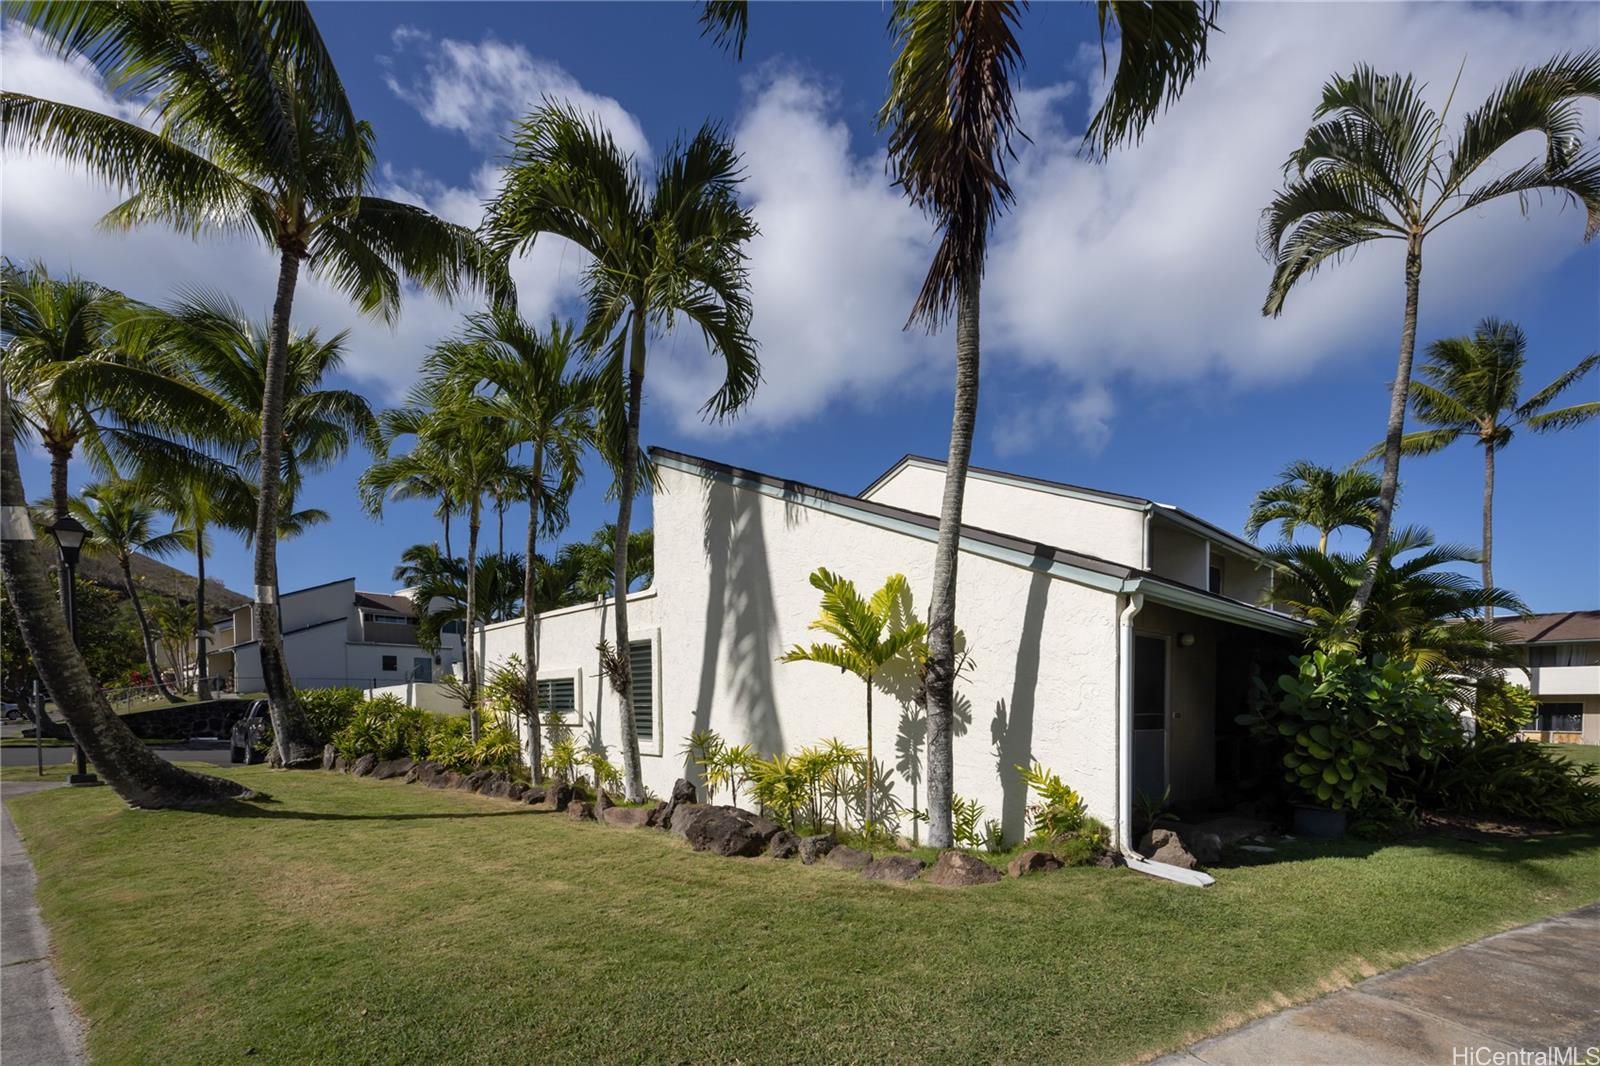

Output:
xmin=207 ymin=577 xmax=462 ymax=694
xmin=479 ymin=448 xmax=1305 ymax=862
xmin=1501 ymin=610 xmax=1600 ymax=744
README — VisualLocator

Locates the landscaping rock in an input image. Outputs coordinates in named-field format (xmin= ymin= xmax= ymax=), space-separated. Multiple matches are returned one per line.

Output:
xmin=1137 ymin=828 xmax=1198 ymax=870
xmin=799 ymin=834 xmax=837 ymax=865
xmin=670 ymin=804 xmax=782 ymax=857
xmin=1007 ymin=849 xmax=1064 ymax=878
xmin=768 ymin=830 xmax=800 ymax=860
xmin=506 ymin=782 xmax=528 ymax=802
xmin=1175 ymin=828 xmax=1222 ymax=866
xmin=321 ymin=744 xmax=337 ymax=771
xmin=351 ymin=753 xmax=378 ymax=778
xmin=824 ymin=845 xmax=872 ymax=871
xmin=430 ymin=771 xmax=462 ymax=790
xmin=460 ymin=769 xmax=496 ymax=793
xmin=332 ymin=755 xmax=348 ymax=773
xmin=537 ymin=783 xmax=573 ymax=812
xmin=596 ymin=790 xmax=615 ymax=812
xmin=403 ymin=766 xmax=420 ymax=784
xmin=414 ymin=762 xmax=446 ymax=785
xmin=373 ymin=757 xmax=413 ymax=781
xmin=862 ymin=855 xmax=925 ymax=882
xmin=568 ymin=799 xmax=595 ymax=821
xmin=644 ymin=802 xmax=670 ymax=828
xmin=661 ymin=778 xmax=698 ymax=829
xmin=927 ymin=851 xmax=1003 ymax=887
xmin=601 ymin=805 xmax=654 ymax=829
xmin=480 ymin=778 xmax=511 ymax=800
xmin=522 ymin=787 xmax=546 ymax=805
xmin=1092 ymin=851 xmax=1127 ymax=869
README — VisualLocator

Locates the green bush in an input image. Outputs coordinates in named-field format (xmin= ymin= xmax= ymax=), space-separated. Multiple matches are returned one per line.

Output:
xmin=1016 ymin=762 xmax=1088 ymax=841
xmin=951 ymin=794 xmax=985 ymax=849
xmin=1472 ymin=682 xmax=1536 ymax=743
xmin=297 ymin=687 xmax=363 ymax=742
xmin=1239 ymin=651 xmax=1458 ymax=811
xmin=1400 ymin=737 xmax=1600 ymax=827
xmin=1055 ymin=819 xmax=1111 ymax=866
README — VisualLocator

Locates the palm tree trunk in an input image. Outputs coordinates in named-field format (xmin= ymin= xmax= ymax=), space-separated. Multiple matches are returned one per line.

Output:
xmin=612 ymin=311 xmax=647 ymax=803
xmin=194 ymin=528 xmax=209 ymax=697
xmin=254 ymin=248 xmax=320 ymax=766
xmin=466 ymin=500 xmax=481 ymax=743
xmin=1482 ymin=442 xmax=1496 ymax=620
xmin=122 ymin=560 xmax=183 ymax=703
xmin=925 ymin=272 xmax=982 ymax=849
xmin=0 ymin=403 xmax=254 ymax=807
xmin=524 ymin=451 xmax=544 ymax=782
xmin=865 ymin=675 xmax=875 ymax=831
xmin=442 ymin=502 xmax=453 ymax=562
xmin=1318 ymin=528 xmax=1330 ymax=554
xmin=46 ymin=439 xmax=73 ymax=518
xmin=1352 ymin=237 xmax=1422 ymax=618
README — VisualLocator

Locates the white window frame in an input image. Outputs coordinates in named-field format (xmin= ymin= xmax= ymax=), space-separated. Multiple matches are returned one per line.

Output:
xmin=629 ymin=627 xmax=663 ymax=758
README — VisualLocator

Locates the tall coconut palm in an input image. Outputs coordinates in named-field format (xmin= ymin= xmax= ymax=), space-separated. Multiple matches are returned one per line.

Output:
xmin=484 ymin=105 xmax=758 ymax=802
xmin=1245 ymin=460 xmax=1384 ymax=553
xmin=1264 ymin=526 xmax=1527 ymax=680
xmin=434 ymin=311 xmax=596 ymax=779
xmin=1 ymin=387 xmax=254 ymax=807
xmin=1388 ymin=319 xmax=1598 ymax=608
xmin=2 ymin=3 xmax=508 ymax=765
xmin=780 ymin=569 xmax=927 ymax=831
xmin=873 ymin=0 xmax=1218 ymax=847
xmin=0 ymin=260 xmax=132 ymax=515
xmin=1260 ymin=53 xmax=1600 ymax=620
xmin=65 ymin=478 xmax=192 ymax=702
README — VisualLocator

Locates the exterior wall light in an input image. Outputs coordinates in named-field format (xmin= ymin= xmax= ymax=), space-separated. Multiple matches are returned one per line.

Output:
xmin=1178 ymin=632 xmax=1196 ymax=648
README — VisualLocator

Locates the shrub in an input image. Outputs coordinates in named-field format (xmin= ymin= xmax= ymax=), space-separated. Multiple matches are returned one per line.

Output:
xmin=1056 ymin=819 xmax=1111 ymax=866
xmin=297 ymin=687 xmax=363 ymax=741
xmin=749 ymin=753 xmax=809 ymax=829
xmin=951 ymin=794 xmax=984 ymax=849
xmin=581 ymin=748 xmax=623 ymax=792
xmin=1016 ymin=762 xmax=1088 ymax=841
xmin=1239 ymin=650 xmax=1458 ymax=811
xmin=1471 ymin=681 xmax=1536 ymax=742
xmin=543 ymin=736 xmax=580 ymax=782
xmin=474 ymin=726 xmax=525 ymax=776
xmin=704 ymin=742 xmax=756 ymax=808
xmin=1400 ymin=737 xmax=1600 ymax=827
xmin=980 ymin=819 xmax=1006 ymax=854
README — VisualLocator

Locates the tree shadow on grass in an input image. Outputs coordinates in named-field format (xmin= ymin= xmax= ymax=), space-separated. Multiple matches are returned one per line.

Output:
xmin=204 ymin=798 xmax=546 ymax=823
xmin=1212 ymin=828 xmax=1600 ymax=878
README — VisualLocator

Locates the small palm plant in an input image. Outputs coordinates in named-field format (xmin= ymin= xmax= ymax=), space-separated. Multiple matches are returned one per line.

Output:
xmin=779 ymin=569 xmax=927 ymax=830
xmin=1245 ymin=460 xmax=1383 ymax=554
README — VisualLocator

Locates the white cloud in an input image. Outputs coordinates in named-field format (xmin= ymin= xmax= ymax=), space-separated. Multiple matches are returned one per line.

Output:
xmin=992 ymin=382 xmax=1114 ymax=457
xmin=381 ymin=27 xmax=651 ymax=160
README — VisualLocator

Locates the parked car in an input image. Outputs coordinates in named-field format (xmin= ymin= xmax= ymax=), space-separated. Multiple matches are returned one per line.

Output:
xmin=229 ymin=700 xmax=271 ymax=764
xmin=1 ymin=700 xmax=22 ymax=721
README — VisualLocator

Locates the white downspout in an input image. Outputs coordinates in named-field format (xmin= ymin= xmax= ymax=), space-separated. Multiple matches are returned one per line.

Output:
xmin=1141 ymin=507 xmax=1152 ymax=571
xmin=1118 ymin=586 xmax=1214 ymax=888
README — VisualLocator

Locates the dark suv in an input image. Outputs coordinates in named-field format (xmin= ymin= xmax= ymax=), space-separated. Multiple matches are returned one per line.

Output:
xmin=229 ymin=699 xmax=271 ymax=764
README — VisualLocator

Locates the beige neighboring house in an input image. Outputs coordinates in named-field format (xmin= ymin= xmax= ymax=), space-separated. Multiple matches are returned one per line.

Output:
xmin=1500 ymin=610 xmax=1600 ymax=744
xmin=476 ymin=447 xmax=1307 ymax=877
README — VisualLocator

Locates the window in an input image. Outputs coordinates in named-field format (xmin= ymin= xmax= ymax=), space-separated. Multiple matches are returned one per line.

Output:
xmin=629 ymin=639 xmax=654 ymax=741
xmin=1208 ymin=555 xmax=1224 ymax=595
xmin=1530 ymin=643 xmax=1600 ymax=668
xmin=1526 ymin=702 xmax=1584 ymax=733
xmin=381 ymin=655 xmax=398 ymax=672
xmin=537 ymin=677 xmax=576 ymax=719
xmin=368 ymin=613 xmax=411 ymax=625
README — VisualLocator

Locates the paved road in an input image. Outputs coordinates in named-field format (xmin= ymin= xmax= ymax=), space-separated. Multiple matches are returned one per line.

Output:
xmin=1 ymin=738 xmax=236 ymax=768
xmin=1 ymin=781 xmax=86 ymax=1066
xmin=1154 ymin=903 xmax=1600 ymax=1065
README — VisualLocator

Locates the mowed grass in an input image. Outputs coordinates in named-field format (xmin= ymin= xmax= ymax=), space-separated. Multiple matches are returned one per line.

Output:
xmin=8 ymin=769 xmax=1600 ymax=1065
xmin=1544 ymin=743 xmax=1600 ymax=780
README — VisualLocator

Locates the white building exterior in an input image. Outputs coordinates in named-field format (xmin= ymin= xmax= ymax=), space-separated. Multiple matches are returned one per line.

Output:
xmin=207 ymin=577 xmax=462 ymax=694
xmin=479 ymin=449 xmax=1303 ymax=850
xmin=1501 ymin=611 xmax=1600 ymax=744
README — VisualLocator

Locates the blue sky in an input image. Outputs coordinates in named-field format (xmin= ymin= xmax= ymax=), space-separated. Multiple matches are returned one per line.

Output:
xmin=4 ymin=2 xmax=1598 ymax=613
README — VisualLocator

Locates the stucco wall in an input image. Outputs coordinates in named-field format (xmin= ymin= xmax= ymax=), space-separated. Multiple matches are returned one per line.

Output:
xmin=482 ymin=461 xmax=1124 ymax=842
xmin=1149 ymin=522 xmax=1207 ymax=588
xmin=862 ymin=462 xmax=1147 ymax=569
xmin=280 ymin=578 xmax=352 ymax=633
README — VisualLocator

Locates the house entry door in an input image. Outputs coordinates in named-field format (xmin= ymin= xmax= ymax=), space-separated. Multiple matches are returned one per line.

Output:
xmin=412 ymin=657 xmax=433 ymax=682
xmin=1132 ymin=634 xmax=1168 ymax=805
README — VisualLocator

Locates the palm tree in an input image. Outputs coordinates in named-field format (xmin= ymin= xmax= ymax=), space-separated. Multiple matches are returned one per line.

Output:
xmin=65 ymin=479 xmax=192 ymax=702
xmin=0 ymin=388 xmax=253 ymax=807
xmin=1265 ymin=527 xmax=1527 ymax=685
xmin=779 ymin=568 xmax=927 ymax=831
xmin=3 ymin=3 xmax=508 ymax=765
xmin=1260 ymin=53 xmax=1600 ymax=619
xmin=434 ymin=311 xmax=596 ymax=779
xmin=0 ymin=260 xmax=132 ymax=515
xmin=484 ymin=104 xmax=758 ymax=802
xmin=150 ymin=596 xmax=197 ymax=694
xmin=1390 ymin=318 xmax=1598 ymax=607
xmin=1245 ymin=460 xmax=1384 ymax=553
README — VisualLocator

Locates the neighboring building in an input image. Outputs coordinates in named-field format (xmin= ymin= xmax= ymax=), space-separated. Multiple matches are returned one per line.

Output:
xmin=1500 ymin=611 xmax=1600 ymax=744
xmin=479 ymin=448 xmax=1305 ymax=861
xmin=206 ymin=577 xmax=462 ymax=693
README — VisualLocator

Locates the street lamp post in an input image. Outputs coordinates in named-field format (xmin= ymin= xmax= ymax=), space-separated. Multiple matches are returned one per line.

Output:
xmin=45 ymin=512 xmax=98 ymax=787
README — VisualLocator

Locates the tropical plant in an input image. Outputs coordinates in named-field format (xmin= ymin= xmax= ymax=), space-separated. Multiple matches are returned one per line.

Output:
xmin=867 ymin=0 xmax=1218 ymax=849
xmin=430 ymin=312 xmax=596 ymax=779
xmin=1264 ymin=525 xmax=1527 ymax=679
xmin=542 ymin=735 xmax=582 ymax=785
xmin=702 ymin=741 xmax=756 ymax=808
xmin=950 ymin=793 xmax=985 ymax=850
xmin=297 ymin=686 xmax=364 ymax=742
xmin=1245 ymin=460 xmax=1383 ymax=553
xmin=1260 ymin=53 xmax=1600 ymax=619
xmin=0 ymin=386 xmax=251 ymax=807
xmin=581 ymin=748 xmax=624 ymax=794
xmin=779 ymin=568 xmax=927 ymax=830
xmin=393 ymin=545 xmax=526 ymax=652
xmin=1470 ymin=680 xmax=1538 ymax=743
xmin=484 ymin=102 xmax=758 ymax=803
xmin=1016 ymin=762 xmax=1090 ymax=841
xmin=681 ymin=728 xmax=725 ymax=790
xmin=2 ymin=2 xmax=508 ymax=764
xmin=64 ymin=478 xmax=193 ymax=702
xmin=1 ymin=568 xmax=143 ymax=701
xmin=1385 ymin=318 xmax=1599 ymax=607
xmin=149 ymin=595 xmax=197 ymax=694
xmin=1397 ymin=735 xmax=1600 ymax=827
xmin=1239 ymin=650 xmax=1460 ymax=812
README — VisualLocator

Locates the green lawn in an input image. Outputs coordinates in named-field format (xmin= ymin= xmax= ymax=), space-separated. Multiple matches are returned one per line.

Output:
xmin=1543 ymin=743 xmax=1600 ymax=780
xmin=8 ymin=768 xmax=1600 ymax=1065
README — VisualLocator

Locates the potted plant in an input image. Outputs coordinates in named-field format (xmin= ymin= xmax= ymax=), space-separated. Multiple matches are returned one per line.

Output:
xmin=1240 ymin=650 xmax=1455 ymax=838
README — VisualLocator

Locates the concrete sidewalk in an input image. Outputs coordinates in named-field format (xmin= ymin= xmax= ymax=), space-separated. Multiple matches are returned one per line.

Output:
xmin=1153 ymin=903 xmax=1600 ymax=1066
xmin=2 ymin=781 xmax=87 ymax=1066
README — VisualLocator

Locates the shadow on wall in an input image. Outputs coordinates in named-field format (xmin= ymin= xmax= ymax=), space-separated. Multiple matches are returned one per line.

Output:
xmin=686 ymin=477 xmax=786 ymax=781
xmin=991 ymin=566 xmax=1051 ymax=841
xmin=883 ymin=583 xmax=973 ymax=843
